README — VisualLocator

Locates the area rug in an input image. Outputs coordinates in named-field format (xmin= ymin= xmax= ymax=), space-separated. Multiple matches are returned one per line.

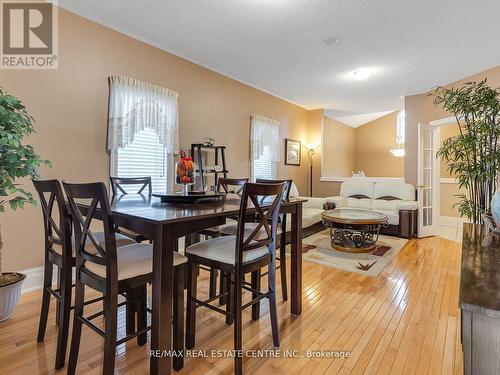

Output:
xmin=297 ymin=230 xmax=409 ymax=277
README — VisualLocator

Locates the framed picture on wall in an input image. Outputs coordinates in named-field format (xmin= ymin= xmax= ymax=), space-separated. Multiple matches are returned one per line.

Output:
xmin=285 ymin=139 xmax=301 ymax=166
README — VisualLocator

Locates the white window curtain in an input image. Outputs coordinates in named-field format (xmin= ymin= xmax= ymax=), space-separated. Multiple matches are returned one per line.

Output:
xmin=250 ymin=115 xmax=280 ymax=180
xmin=108 ymin=75 xmax=179 ymax=191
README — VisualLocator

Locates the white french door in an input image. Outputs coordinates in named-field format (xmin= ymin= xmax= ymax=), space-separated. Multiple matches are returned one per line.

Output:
xmin=417 ymin=123 xmax=440 ymax=237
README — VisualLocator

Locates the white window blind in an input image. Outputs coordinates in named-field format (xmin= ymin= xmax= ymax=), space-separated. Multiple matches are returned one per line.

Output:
xmin=252 ymin=146 xmax=276 ymax=180
xmin=250 ymin=115 xmax=280 ymax=180
xmin=397 ymin=110 xmax=405 ymax=144
xmin=115 ymin=128 xmax=168 ymax=192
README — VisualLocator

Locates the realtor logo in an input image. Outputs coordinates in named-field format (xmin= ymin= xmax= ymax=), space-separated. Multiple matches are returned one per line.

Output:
xmin=1 ymin=0 xmax=58 ymax=69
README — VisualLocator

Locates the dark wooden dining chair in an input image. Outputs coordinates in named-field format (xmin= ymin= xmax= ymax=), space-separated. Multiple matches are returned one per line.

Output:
xmin=110 ymin=176 xmax=153 ymax=242
xmin=218 ymin=178 xmax=292 ymax=301
xmin=33 ymin=179 xmax=135 ymax=370
xmin=110 ymin=176 xmax=152 ymax=195
xmin=185 ymin=182 xmax=285 ymax=375
xmin=63 ymin=181 xmax=187 ymax=374
xmin=198 ymin=177 xmax=248 ymax=301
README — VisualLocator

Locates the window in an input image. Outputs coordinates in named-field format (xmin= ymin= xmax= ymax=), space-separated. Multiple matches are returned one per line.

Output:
xmin=250 ymin=115 xmax=280 ymax=180
xmin=252 ymin=146 xmax=276 ymax=180
xmin=108 ymin=75 xmax=179 ymax=193
xmin=114 ymin=129 xmax=168 ymax=192
xmin=397 ymin=110 xmax=405 ymax=145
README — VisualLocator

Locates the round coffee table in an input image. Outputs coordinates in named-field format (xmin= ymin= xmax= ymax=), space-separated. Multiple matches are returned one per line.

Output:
xmin=322 ymin=209 xmax=388 ymax=253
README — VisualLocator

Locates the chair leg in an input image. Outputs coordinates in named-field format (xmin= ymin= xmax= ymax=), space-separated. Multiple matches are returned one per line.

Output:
xmin=185 ymin=261 xmax=198 ymax=350
xmin=279 ymin=234 xmax=288 ymax=301
xmin=136 ymin=285 xmax=148 ymax=346
xmin=225 ymin=272 xmax=233 ymax=325
xmin=268 ymin=259 xmax=280 ymax=348
xmin=102 ymin=288 xmax=118 ymax=375
xmin=251 ymin=270 xmax=261 ymax=321
xmin=125 ymin=289 xmax=136 ymax=336
xmin=209 ymin=269 xmax=217 ymax=299
xmin=37 ymin=259 xmax=53 ymax=342
xmin=67 ymin=279 xmax=85 ymax=375
xmin=54 ymin=266 xmax=72 ymax=369
xmin=233 ymin=272 xmax=243 ymax=375
xmin=173 ymin=265 xmax=185 ymax=371
xmin=55 ymin=266 xmax=61 ymax=327
xmin=219 ymin=271 xmax=227 ymax=305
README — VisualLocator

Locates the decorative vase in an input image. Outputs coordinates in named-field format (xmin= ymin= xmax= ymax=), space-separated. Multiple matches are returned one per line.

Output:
xmin=175 ymin=151 xmax=196 ymax=195
xmin=0 ymin=272 xmax=26 ymax=322
xmin=491 ymin=191 xmax=500 ymax=228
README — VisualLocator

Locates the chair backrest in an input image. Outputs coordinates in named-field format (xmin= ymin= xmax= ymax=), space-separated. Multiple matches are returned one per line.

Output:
xmin=32 ymin=179 xmax=73 ymax=261
xmin=255 ymin=178 xmax=292 ymax=201
xmin=217 ymin=177 xmax=248 ymax=197
xmin=110 ymin=176 xmax=152 ymax=195
xmin=63 ymin=181 xmax=118 ymax=280
xmin=235 ymin=182 xmax=286 ymax=266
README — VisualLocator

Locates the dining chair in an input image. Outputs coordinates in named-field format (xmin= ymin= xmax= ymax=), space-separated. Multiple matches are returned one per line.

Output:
xmin=110 ymin=176 xmax=153 ymax=242
xmin=198 ymin=177 xmax=248 ymax=301
xmin=33 ymin=179 xmax=136 ymax=370
xmin=185 ymin=182 xmax=285 ymax=375
xmin=218 ymin=179 xmax=292 ymax=301
xmin=110 ymin=176 xmax=152 ymax=195
xmin=63 ymin=181 xmax=187 ymax=374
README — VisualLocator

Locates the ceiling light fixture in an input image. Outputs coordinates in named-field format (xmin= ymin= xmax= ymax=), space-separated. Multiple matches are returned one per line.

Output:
xmin=322 ymin=37 xmax=339 ymax=45
xmin=352 ymin=68 xmax=372 ymax=80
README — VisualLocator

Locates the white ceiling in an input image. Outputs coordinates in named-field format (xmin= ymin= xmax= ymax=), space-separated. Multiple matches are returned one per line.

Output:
xmin=58 ymin=0 xmax=500 ymax=126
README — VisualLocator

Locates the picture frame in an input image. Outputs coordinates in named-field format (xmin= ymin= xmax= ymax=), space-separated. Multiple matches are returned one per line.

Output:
xmin=285 ymin=138 xmax=301 ymax=166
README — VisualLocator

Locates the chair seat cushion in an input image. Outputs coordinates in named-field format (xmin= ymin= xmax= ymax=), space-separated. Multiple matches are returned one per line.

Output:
xmin=218 ymin=222 xmax=282 ymax=240
xmin=53 ymin=232 xmax=135 ymax=257
xmin=86 ymin=243 xmax=187 ymax=280
xmin=185 ymin=235 xmax=269 ymax=265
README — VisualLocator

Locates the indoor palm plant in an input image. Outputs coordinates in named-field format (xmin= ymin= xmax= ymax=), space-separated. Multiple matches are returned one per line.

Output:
xmin=0 ymin=88 xmax=50 ymax=321
xmin=432 ymin=80 xmax=500 ymax=224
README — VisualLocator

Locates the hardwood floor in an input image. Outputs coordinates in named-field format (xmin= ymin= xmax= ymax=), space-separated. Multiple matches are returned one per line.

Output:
xmin=0 ymin=236 xmax=463 ymax=374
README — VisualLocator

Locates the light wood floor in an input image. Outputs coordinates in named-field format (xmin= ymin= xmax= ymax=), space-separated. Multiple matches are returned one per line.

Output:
xmin=0 ymin=236 xmax=463 ymax=375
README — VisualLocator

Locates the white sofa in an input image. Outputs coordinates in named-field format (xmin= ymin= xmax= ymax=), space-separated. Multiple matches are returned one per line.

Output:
xmin=288 ymin=182 xmax=326 ymax=237
xmin=325 ymin=181 xmax=417 ymax=238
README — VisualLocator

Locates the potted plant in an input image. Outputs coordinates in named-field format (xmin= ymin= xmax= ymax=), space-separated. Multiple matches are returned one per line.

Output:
xmin=0 ymin=88 xmax=50 ymax=321
xmin=432 ymin=80 xmax=500 ymax=224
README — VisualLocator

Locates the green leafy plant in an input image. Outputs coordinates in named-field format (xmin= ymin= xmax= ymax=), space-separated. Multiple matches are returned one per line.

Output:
xmin=0 ymin=88 xmax=51 ymax=284
xmin=432 ymin=80 xmax=500 ymax=223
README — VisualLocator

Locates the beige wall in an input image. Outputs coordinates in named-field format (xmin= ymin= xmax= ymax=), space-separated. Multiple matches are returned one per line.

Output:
xmin=322 ymin=117 xmax=355 ymax=177
xmin=354 ymin=111 xmax=404 ymax=177
xmin=1 ymin=9 xmax=312 ymax=272
xmin=404 ymin=65 xmax=500 ymax=217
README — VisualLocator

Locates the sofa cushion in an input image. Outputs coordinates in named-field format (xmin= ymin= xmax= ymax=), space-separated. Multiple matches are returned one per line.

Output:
xmin=372 ymin=209 xmax=400 ymax=225
xmin=302 ymin=208 xmax=324 ymax=228
xmin=372 ymin=199 xmax=399 ymax=212
xmin=346 ymin=198 xmax=372 ymax=209
xmin=373 ymin=182 xmax=415 ymax=201
xmin=340 ymin=181 xmax=375 ymax=199
xmin=301 ymin=196 xmax=326 ymax=209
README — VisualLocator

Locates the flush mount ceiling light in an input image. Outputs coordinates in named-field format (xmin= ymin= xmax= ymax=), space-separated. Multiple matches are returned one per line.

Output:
xmin=322 ymin=37 xmax=339 ymax=45
xmin=352 ymin=68 xmax=372 ymax=80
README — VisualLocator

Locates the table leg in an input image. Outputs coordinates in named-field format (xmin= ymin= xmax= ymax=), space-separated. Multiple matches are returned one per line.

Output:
xmin=290 ymin=203 xmax=303 ymax=316
xmin=150 ymin=225 xmax=174 ymax=375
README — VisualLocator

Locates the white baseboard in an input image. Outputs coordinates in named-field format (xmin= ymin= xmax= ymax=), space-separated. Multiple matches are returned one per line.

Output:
xmin=18 ymin=265 xmax=60 ymax=294
xmin=440 ymin=215 xmax=470 ymax=227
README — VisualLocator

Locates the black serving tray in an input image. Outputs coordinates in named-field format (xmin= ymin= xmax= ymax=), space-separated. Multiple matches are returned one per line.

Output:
xmin=152 ymin=191 xmax=225 ymax=203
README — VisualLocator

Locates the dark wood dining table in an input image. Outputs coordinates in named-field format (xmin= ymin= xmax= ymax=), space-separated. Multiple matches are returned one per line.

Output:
xmin=102 ymin=193 xmax=305 ymax=375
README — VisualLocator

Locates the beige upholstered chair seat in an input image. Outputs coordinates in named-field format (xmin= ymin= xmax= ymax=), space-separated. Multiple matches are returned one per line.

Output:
xmin=52 ymin=232 xmax=135 ymax=257
xmin=86 ymin=243 xmax=187 ymax=280
xmin=218 ymin=222 xmax=282 ymax=240
xmin=185 ymin=235 xmax=270 ymax=265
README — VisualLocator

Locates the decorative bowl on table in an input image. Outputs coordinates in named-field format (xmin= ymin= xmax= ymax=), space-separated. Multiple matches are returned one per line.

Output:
xmin=175 ymin=150 xmax=196 ymax=195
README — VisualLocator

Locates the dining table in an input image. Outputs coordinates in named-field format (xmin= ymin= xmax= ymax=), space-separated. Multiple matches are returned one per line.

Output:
xmin=82 ymin=192 xmax=305 ymax=375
